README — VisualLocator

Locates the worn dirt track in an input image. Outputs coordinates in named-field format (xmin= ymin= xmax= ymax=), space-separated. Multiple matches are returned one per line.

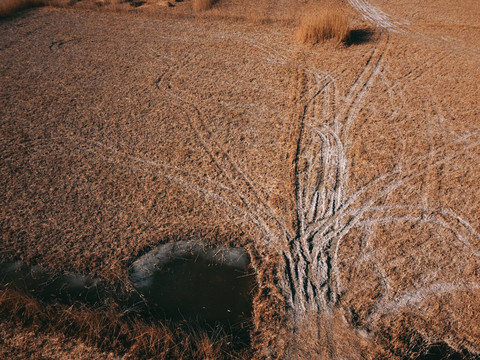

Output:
xmin=1 ymin=0 xmax=479 ymax=358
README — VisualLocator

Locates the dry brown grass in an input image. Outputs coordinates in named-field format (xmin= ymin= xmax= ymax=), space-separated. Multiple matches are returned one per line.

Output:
xmin=0 ymin=0 xmax=45 ymax=16
xmin=0 ymin=0 xmax=130 ymax=16
xmin=0 ymin=288 xmax=252 ymax=359
xmin=2 ymin=3 xmax=480 ymax=358
xmin=192 ymin=0 xmax=216 ymax=12
xmin=287 ymin=309 xmax=385 ymax=359
xmin=296 ymin=7 xmax=350 ymax=44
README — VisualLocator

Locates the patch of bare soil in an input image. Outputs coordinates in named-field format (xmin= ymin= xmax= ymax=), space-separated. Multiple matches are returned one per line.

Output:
xmin=1 ymin=0 xmax=479 ymax=358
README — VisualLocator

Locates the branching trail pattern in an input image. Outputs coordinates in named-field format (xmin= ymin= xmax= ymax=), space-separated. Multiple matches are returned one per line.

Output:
xmin=3 ymin=15 xmax=479 ymax=357
xmin=348 ymin=0 xmax=406 ymax=32
xmin=147 ymin=30 xmax=480 ymax=355
xmin=153 ymin=50 xmax=293 ymax=249
xmin=279 ymin=33 xmax=480 ymax=328
xmin=348 ymin=0 xmax=480 ymax=60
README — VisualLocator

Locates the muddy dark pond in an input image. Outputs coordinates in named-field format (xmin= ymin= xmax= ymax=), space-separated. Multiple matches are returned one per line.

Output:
xmin=0 ymin=260 xmax=105 ymax=305
xmin=0 ymin=251 xmax=476 ymax=358
xmin=413 ymin=343 xmax=477 ymax=360
xmin=0 ymin=241 xmax=256 ymax=334
xmin=130 ymin=241 xmax=256 ymax=328
xmin=139 ymin=255 xmax=254 ymax=326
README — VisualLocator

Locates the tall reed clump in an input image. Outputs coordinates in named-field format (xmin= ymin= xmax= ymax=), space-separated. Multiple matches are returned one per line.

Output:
xmin=296 ymin=7 xmax=350 ymax=44
xmin=192 ymin=0 xmax=216 ymax=12
xmin=0 ymin=0 xmax=44 ymax=16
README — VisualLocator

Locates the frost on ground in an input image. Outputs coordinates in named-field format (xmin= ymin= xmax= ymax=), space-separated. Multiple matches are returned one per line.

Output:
xmin=348 ymin=0 xmax=407 ymax=32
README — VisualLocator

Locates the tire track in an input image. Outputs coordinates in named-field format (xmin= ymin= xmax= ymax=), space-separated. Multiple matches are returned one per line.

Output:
xmin=339 ymin=32 xmax=390 ymax=144
xmin=284 ymin=25 xmax=480 ymax=318
xmin=154 ymin=44 xmax=293 ymax=246
xmin=293 ymin=66 xmax=336 ymax=240
xmin=3 ymin=135 xmax=256 ymax=222
xmin=349 ymin=0 xmax=480 ymax=61
xmin=348 ymin=0 xmax=406 ymax=32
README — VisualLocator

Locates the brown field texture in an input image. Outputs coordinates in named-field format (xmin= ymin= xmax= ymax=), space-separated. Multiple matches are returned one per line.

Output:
xmin=296 ymin=7 xmax=350 ymax=44
xmin=192 ymin=0 xmax=215 ymax=12
xmin=1 ymin=0 xmax=479 ymax=358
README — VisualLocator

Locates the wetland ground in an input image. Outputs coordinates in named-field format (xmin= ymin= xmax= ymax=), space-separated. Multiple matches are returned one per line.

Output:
xmin=1 ymin=0 xmax=479 ymax=358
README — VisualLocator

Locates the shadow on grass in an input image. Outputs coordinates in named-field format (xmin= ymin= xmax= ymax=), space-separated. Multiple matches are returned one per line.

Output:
xmin=345 ymin=28 xmax=375 ymax=46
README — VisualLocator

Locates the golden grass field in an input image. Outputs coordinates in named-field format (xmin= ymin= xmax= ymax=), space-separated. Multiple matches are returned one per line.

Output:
xmin=1 ymin=0 xmax=480 ymax=358
xmin=296 ymin=7 xmax=350 ymax=44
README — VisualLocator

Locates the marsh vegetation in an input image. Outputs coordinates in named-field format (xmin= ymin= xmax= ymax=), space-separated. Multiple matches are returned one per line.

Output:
xmin=1 ymin=0 xmax=479 ymax=358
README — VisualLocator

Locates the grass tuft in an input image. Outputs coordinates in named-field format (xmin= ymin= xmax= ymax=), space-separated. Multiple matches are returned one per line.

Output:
xmin=0 ymin=0 xmax=45 ymax=17
xmin=192 ymin=0 xmax=216 ymax=12
xmin=296 ymin=7 xmax=350 ymax=44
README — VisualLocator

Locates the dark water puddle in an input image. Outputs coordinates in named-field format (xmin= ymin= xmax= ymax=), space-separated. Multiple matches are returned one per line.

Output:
xmin=0 ymin=241 xmax=256 ymax=339
xmin=130 ymin=241 xmax=256 ymax=330
xmin=2 ymin=253 xmax=479 ymax=357
xmin=413 ymin=342 xmax=478 ymax=360
xmin=0 ymin=260 xmax=106 ymax=305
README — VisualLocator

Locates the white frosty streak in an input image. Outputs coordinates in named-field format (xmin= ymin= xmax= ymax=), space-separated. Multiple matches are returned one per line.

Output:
xmin=373 ymin=281 xmax=480 ymax=317
xmin=348 ymin=0 xmax=405 ymax=32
